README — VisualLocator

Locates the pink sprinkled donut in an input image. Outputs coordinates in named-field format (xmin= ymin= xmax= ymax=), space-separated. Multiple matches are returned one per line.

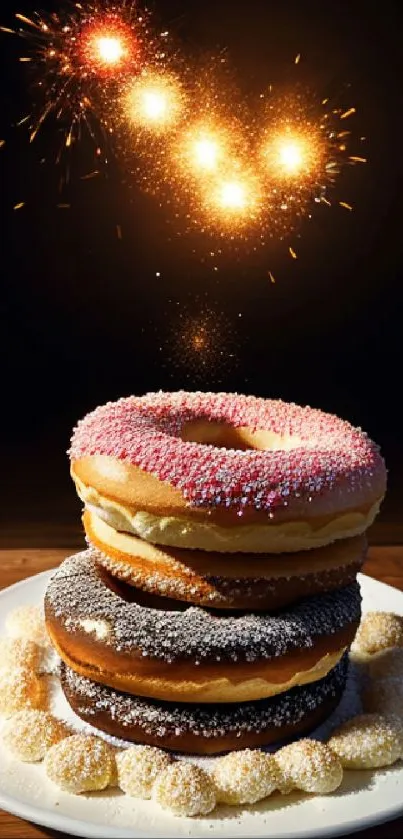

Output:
xmin=70 ymin=392 xmax=386 ymax=553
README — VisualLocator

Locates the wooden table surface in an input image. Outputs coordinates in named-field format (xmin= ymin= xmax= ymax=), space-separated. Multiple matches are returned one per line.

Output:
xmin=1 ymin=545 xmax=403 ymax=838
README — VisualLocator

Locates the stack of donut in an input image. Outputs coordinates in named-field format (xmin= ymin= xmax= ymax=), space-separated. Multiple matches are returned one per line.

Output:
xmin=44 ymin=392 xmax=386 ymax=754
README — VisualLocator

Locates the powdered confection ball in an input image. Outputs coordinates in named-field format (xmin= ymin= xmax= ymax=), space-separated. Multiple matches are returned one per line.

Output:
xmin=5 ymin=606 xmax=49 ymax=647
xmin=0 ymin=666 xmax=46 ymax=716
xmin=362 ymin=678 xmax=403 ymax=718
xmin=328 ymin=713 xmax=403 ymax=769
xmin=2 ymin=710 xmax=71 ymax=761
xmin=0 ymin=637 xmax=42 ymax=671
xmin=368 ymin=647 xmax=403 ymax=681
xmin=153 ymin=762 xmax=217 ymax=817
xmin=275 ymin=739 xmax=343 ymax=794
xmin=212 ymin=749 xmax=279 ymax=805
xmin=116 ymin=745 xmax=173 ymax=799
xmin=354 ymin=612 xmax=403 ymax=655
xmin=44 ymin=734 xmax=117 ymax=793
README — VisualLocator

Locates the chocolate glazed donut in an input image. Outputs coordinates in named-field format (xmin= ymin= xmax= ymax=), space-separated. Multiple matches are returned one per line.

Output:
xmin=45 ymin=551 xmax=361 ymax=704
xmin=60 ymin=654 xmax=349 ymax=755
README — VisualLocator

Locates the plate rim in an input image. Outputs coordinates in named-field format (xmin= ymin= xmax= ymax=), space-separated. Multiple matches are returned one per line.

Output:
xmin=1 ymin=569 xmax=403 ymax=839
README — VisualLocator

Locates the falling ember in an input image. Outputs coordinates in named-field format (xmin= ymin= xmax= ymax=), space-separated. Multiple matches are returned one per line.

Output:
xmin=349 ymin=156 xmax=367 ymax=164
xmin=295 ymin=53 xmax=301 ymax=64
xmin=268 ymin=270 xmax=276 ymax=283
xmin=15 ymin=14 xmax=39 ymax=29
xmin=340 ymin=107 xmax=356 ymax=120
xmin=339 ymin=201 xmax=353 ymax=210
xmin=125 ymin=74 xmax=183 ymax=130
xmin=289 ymin=246 xmax=297 ymax=258
xmin=13 ymin=202 xmax=25 ymax=210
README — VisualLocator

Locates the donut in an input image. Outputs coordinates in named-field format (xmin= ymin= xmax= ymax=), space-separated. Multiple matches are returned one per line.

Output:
xmin=212 ymin=749 xmax=278 ymax=804
xmin=60 ymin=655 xmax=349 ymax=754
xmin=45 ymin=551 xmax=360 ymax=703
xmin=85 ymin=509 xmax=365 ymax=611
xmin=153 ymin=763 xmax=217 ymax=817
xmin=327 ymin=713 xmax=403 ymax=769
xmin=116 ymin=745 xmax=173 ymax=798
xmin=274 ymin=739 xmax=343 ymax=794
xmin=44 ymin=734 xmax=117 ymax=793
xmin=353 ymin=612 xmax=403 ymax=655
xmin=70 ymin=392 xmax=386 ymax=553
xmin=2 ymin=710 xmax=71 ymax=762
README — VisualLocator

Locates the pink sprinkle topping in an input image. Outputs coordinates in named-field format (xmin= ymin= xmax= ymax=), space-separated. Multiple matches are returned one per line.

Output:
xmin=69 ymin=392 xmax=386 ymax=514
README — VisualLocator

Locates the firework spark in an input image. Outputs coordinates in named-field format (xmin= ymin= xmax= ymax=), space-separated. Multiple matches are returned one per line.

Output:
xmin=164 ymin=303 xmax=237 ymax=384
xmin=125 ymin=72 xmax=183 ymax=131
xmin=2 ymin=5 xmax=364 ymax=247
xmin=252 ymin=89 xmax=360 ymax=240
xmin=192 ymin=135 xmax=221 ymax=171
xmin=6 ymin=3 xmax=168 ymax=151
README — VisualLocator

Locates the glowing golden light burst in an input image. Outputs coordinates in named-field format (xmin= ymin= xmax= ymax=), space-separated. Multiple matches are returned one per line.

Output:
xmin=164 ymin=304 xmax=237 ymax=384
xmin=251 ymin=89 xmax=361 ymax=243
xmin=203 ymin=168 xmax=261 ymax=229
xmin=181 ymin=122 xmax=231 ymax=176
xmin=277 ymin=137 xmax=306 ymax=174
xmin=193 ymin=136 xmax=220 ymax=171
xmin=4 ymin=3 xmax=165 ymax=152
xmin=90 ymin=33 xmax=126 ymax=67
xmin=219 ymin=179 xmax=247 ymax=210
xmin=264 ymin=126 xmax=324 ymax=181
xmin=125 ymin=73 xmax=183 ymax=131
xmin=4 ymin=6 xmax=365 ymax=245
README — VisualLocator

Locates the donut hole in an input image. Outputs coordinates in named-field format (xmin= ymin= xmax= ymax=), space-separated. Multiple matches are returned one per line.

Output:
xmin=180 ymin=420 xmax=302 ymax=452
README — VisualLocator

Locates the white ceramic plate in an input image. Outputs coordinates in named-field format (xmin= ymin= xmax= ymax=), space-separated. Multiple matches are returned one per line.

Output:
xmin=1 ymin=570 xmax=403 ymax=838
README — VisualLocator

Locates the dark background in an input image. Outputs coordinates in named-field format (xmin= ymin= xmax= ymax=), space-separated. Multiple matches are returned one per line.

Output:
xmin=1 ymin=0 xmax=402 ymax=546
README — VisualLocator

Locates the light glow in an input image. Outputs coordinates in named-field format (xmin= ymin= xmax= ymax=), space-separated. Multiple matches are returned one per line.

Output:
xmin=219 ymin=180 xmax=247 ymax=210
xmin=277 ymin=139 xmax=305 ymax=173
xmin=126 ymin=74 xmax=182 ymax=130
xmin=193 ymin=136 xmax=220 ymax=171
xmin=93 ymin=35 xmax=125 ymax=66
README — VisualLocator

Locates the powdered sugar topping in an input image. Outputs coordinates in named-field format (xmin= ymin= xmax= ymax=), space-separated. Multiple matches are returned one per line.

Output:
xmin=45 ymin=551 xmax=361 ymax=664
